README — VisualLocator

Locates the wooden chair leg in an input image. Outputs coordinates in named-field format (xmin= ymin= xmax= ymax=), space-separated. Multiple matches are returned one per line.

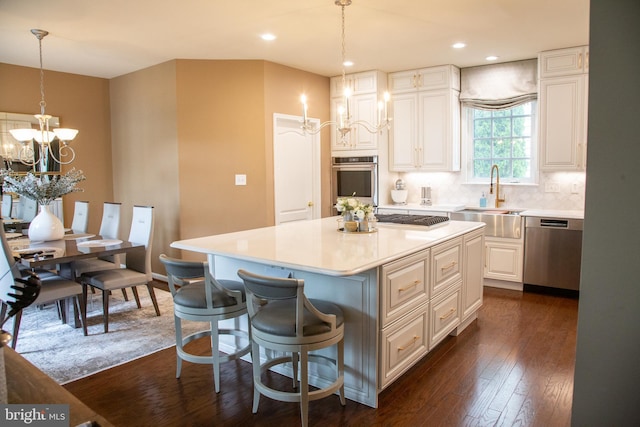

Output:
xmin=81 ymin=285 xmax=89 ymax=336
xmin=131 ymin=287 xmax=141 ymax=309
xmin=10 ymin=310 xmax=23 ymax=349
xmin=121 ymin=289 xmax=129 ymax=301
xmin=147 ymin=285 xmax=160 ymax=316
xmin=102 ymin=290 xmax=110 ymax=333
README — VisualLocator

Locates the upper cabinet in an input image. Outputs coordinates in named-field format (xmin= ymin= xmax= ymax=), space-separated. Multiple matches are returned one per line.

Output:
xmin=388 ymin=65 xmax=461 ymax=172
xmin=538 ymin=46 xmax=589 ymax=171
xmin=330 ymin=70 xmax=388 ymax=152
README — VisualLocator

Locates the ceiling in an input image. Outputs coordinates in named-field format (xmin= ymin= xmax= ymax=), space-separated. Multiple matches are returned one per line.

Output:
xmin=0 ymin=0 xmax=590 ymax=80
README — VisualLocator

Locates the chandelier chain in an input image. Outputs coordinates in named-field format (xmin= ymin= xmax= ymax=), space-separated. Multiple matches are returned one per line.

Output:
xmin=36 ymin=32 xmax=47 ymax=115
xmin=340 ymin=3 xmax=347 ymax=89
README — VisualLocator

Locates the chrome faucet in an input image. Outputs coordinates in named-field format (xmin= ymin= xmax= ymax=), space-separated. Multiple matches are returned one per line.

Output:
xmin=490 ymin=164 xmax=505 ymax=208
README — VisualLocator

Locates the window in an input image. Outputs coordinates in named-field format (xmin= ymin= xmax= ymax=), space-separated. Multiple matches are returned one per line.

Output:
xmin=465 ymin=101 xmax=537 ymax=184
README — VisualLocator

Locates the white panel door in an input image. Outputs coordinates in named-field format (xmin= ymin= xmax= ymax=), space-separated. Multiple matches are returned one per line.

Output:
xmin=273 ymin=113 xmax=320 ymax=225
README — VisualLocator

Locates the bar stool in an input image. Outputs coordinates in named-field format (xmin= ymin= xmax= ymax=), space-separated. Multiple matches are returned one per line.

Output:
xmin=160 ymin=254 xmax=250 ymax=393
xmin=237 ymin=269 xmax=345 ymax=427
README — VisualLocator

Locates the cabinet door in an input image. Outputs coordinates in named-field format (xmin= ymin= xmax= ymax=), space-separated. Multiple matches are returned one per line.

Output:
xmin=389 ymin=93 xmax=418 ymax=171
xmin=485 ymin=239 xmax=523 ymax=282
xmin=388 ymin=70 xmax=419 ymax=93
xmin=418 ymin=89 xmax=461 ymax=171
xmin=462 ymin=231 xmax=484 ymax=320
xmin=539 ymin=46 xmax=588 ymax=78
xmin=539 ymin=75 xmax=588 ymax=171
xmin=352 ymin=93 xmax=380 ymax=150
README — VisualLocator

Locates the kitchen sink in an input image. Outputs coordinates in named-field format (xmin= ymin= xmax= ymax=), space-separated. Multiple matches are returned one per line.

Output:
xmin=450 ymin=209 xmax=523 ymax=238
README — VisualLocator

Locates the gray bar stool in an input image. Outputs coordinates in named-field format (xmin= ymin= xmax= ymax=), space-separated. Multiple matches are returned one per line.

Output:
xmin=160 ymin=254 xmax=250 ymax=393
xmin=237 ymin=269 xmax=345 ymax=427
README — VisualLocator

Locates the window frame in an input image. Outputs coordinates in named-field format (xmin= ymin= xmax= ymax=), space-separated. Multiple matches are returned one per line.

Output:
xmin=462 ymin=101 xmax=539 ymax=185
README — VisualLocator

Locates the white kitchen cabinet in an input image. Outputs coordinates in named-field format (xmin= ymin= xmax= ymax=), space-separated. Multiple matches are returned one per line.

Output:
xmin=538 ymin=46 xmax=589 ymax=171
xmin=388 ymin=65 xmax=461 ymax=172
xmin=461 ymin=229 xmax=484 ymax=321
xmin=539 ymin=46 xmax=588 ymax=78
xmin=484 ymin=236 xmax=523 ymax=282
xmin=330 ymin=70 xmax=388 ymax=151
xmin=429 ymin=283 xmax=461 ymax=349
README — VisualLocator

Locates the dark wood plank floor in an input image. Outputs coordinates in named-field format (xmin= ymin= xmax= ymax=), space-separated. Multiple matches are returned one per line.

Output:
xmin=64 ymin=287 xmax=578 ymax=427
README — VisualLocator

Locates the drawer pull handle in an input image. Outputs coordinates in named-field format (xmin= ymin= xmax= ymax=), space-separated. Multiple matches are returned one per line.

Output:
xmin=398 ymin=335 xmax=420 ymax=351
xmin=441 ymin=261 xmax=457 ymax=272
xmin=398 ymin=280 xmax=421 ymax=292
xmin=440 ymin=308 xmax=456 ymax=320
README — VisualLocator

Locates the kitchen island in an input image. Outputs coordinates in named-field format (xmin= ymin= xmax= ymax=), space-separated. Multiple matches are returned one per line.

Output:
xmin=171 ymin=216 xmax=485 ymax=408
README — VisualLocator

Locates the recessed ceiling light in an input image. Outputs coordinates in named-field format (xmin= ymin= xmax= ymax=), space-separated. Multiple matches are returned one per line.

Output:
xmin=343 ymin=60 xmax=354 ymax=67
xmin=452 ymin=42 xmax=466 ymax=49
xmin=261 ymin=33 xmax=276 ymax=41
xmin=486 ymin=55 xmax=499 ymax=61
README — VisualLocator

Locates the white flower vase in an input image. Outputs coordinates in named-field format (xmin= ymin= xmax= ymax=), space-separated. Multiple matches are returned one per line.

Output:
xmin=28 ymin=204 xmax=65 ymax=242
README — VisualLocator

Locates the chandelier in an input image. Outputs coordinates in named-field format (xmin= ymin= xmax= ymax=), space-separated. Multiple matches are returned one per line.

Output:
xmin=9 ymin=29 xmax=79 ymax=171
xmin=300 ymin=0 xmax=391 ymax=143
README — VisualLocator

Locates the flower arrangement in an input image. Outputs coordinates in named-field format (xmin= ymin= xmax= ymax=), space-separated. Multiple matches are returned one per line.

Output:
xmin=336 ymin=195 xmax=375 ymax=221
xmin=0 ymin=168 xmax=86 ymax=205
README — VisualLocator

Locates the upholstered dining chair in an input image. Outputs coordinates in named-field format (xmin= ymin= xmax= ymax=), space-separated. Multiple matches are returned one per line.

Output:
xmin=20 ymin=197 xmax=38 ymax=222
xmin=0 ymin=226 xmax=87 ymax=347
xmin=74 ymin=202 xmax=122 ymax=276
xmin=159 ymin=254 xmax=250 ymax=393
xmin=79 ymin=205 xmax=159 ymax=333
xmin=237 ymin=269 xmax=345 ymax=427
xmin=70 ymin=200 xmax=89 ymax=234
xmin=1 ymin=194 xmax=13 ymax=218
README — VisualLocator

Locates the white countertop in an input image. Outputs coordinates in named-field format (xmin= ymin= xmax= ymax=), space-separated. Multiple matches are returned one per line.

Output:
xmin=172 ymin=216 xmax=484 ymax=276
xmin=520 ymin=209 xmax=584 ymax=220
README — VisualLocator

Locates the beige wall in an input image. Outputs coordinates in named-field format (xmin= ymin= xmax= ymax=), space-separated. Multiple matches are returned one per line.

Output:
xmin=109 ymin=61 xmax=180 ymax=272
xmin=0 ymin=63 xmax=113 ymax=233
xmin=111 ymin=59 xmax=330 ymax=266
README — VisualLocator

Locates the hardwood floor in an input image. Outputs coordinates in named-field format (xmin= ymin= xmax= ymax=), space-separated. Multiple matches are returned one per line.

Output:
xmin=64 ymin=287 xmax=578 ymax=427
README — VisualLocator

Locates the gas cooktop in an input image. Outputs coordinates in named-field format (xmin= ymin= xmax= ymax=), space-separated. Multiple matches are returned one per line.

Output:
xmin=375 ymin=214 xmax=450 ymax=227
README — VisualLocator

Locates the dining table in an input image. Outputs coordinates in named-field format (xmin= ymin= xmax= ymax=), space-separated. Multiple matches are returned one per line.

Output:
xmin=7 ymin=232 xmax=145 ymax=328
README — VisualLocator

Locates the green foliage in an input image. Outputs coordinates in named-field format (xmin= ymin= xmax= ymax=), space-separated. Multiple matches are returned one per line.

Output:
xmin=0 ymin=168 xmax=86 ymax=205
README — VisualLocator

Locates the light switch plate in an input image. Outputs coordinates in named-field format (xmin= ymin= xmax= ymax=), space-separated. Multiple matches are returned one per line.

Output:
xmin=235 ymin=174 xmax=247 ymax=186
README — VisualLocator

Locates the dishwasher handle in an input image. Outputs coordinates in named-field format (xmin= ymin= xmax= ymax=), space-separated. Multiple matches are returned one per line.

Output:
xmin=540 ymin=219 xmax=568 ymax=228
xmin=525 ymin=217 xmax=583 ymax=231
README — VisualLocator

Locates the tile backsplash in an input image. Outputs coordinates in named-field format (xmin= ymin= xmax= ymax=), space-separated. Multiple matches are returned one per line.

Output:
xmin=380 ymin=171 xmax=586 ymax=211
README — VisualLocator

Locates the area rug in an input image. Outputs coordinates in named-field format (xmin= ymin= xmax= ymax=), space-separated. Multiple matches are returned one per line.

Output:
xmin=10 ymin=288 xmax=206 ymax=384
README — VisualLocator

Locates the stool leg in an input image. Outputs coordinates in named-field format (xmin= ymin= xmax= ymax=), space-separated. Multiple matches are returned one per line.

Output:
xmin=292 ymin=351 xmax=299 ymax=389
xmin=251 ymin=340 xmax=262 ymax=413
xmin=175 ymin=316 xmax=183 ymax=378
xmin=300 ymin=349 xmax=309 ymax=427
xmin=211 ymin=320 xmax=221 ymax=393
xmin=338 ymin=339 xmax=345 ymax=406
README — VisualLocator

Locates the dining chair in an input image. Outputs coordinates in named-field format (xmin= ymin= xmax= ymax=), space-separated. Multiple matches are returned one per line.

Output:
xmin=159 ymin=254 xmax=250 ymax=393
xmin=74 ymin=202 xmax=122 ymax=275
xmin=70 ymin=200 xmax=89 ymax=234
xmin=1 ymin=194 xmax=13 ymax=218
xmin=79 ymin=205 xmax=159 ymax=333
xmin=20 ymin=197 xmax=38 ymax=222
xmin=237 ymin=269 xmax=345 ymax=427
xmin=0 ymin=226 xmax=87 ymax=347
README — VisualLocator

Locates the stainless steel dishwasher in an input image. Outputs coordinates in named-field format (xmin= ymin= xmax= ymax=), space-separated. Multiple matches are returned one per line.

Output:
xmin=523 ymin=216 xmax=583 ymax=292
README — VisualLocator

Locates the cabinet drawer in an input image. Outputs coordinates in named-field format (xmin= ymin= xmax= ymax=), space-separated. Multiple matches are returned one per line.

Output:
xmin=379 ymin=304 xmax=429 ymax=389
xmin=380 ymin=249 xmax=429 ymax=327
xmin=431 ymin=237 xmax=462 ymax=296
xmin=430 ymin=285 xmax=461 ymax=349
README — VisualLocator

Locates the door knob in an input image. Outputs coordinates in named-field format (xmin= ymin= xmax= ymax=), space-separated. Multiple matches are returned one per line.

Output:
xmin=308 ymin=202 xmax=314 ymax=207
